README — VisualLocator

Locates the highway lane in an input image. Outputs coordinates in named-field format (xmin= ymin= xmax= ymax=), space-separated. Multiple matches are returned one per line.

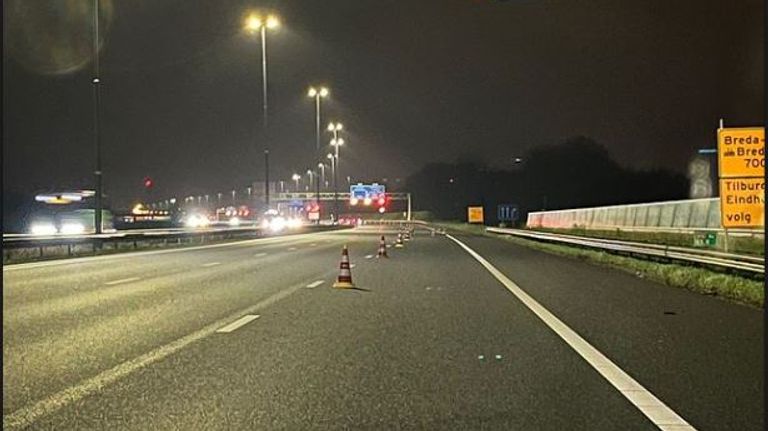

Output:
xmin=2 ymin=230 xmax=366 ymax=417
xmin=452 ymin=233 xmax=763 ymax=431
xmin=3 ymin=226 xmax=762 ymax=429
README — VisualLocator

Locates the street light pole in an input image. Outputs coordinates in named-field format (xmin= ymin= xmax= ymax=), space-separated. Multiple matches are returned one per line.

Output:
xmin=92 ymin=0 xmax=103 ymax=234
xmin=328 ymin=153 xmax=338 ymax=221
xmin=308 ymin=87 xmax=328 ymax=216
xmin=264 ymin=149 xmax=270 ymax=208
xmin=318 ymin=163 xmax=326 ymax=189
xmin=246 ymin=14 xmax=280 ymax=212
xmin=260 ymin=24 xmax=268 ymax=130
xmin=315 ymin=96 xmax=321 ymax=152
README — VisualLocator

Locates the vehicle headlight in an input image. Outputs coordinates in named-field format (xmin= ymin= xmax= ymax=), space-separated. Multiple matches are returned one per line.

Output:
xmin=60 ymin=222 xmax=86 ymax=235
xmin=30 ymin=223 xmax=57 ymax=236
xmin=229 ymin=217 xmax=240 ymax=226
xmin=287 ymin=218 xmax=301 ymax=228
xmin=261 ymin=219 xmax=271 ymax=229
xmin=185 ymin=215 xmax=205 ymax=228
xmin=270 ymin=216 xmax=286 ymax=231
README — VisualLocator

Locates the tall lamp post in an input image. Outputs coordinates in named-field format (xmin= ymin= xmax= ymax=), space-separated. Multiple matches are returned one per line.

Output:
xmin=317 ymin=163 xmax=326 ymax=190
xmin=245 ymin=13 xmax=280 ymax=211
xmin=292 ymin=173 xmax=301 ymax=192
xmin=92 ymin=0 xmax=103 ymax=234
xmin=327 ymin=122 xmax=344 ymax=182
xmin=308 ymin=87 xmax=329 ymax=151
xmin=327 ymin=122 xmax=345 ymax=221
xmin=330 ymin=138 xmax=344 ymax=219
xmin=327 ymin=153 xmax=337 ymax=221
xmin=306 ymin=170 xmax=314 ymax=190
xmin=308 ymin=86 xmax=329 ymax=216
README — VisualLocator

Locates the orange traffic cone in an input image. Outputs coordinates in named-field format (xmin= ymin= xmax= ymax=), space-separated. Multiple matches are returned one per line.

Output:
xmin=377 ymin=235 xmax=388 ymax=258
xmin=333 ymin=245 xmax=355 ymax=289
xmin=394 ymin=233 xmax=404 ymax=248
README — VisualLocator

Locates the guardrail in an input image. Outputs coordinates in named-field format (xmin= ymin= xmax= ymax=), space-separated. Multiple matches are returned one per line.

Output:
xmin=2 ymin=224 xmax=344 ymax=264
xmin=486 ymin=227 xmax=764 ymax=275
xmin=361 ymin=219 xmax=427 ymax=226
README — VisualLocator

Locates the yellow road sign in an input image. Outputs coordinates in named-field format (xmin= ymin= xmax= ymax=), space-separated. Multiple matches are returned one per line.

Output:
xmin=717 ymin=127 xmax=765 ymax=178
xmin=467 ymin=206 xmax=484 ymax=223
xmin=719 ymin=178 xmax=765 ymax=228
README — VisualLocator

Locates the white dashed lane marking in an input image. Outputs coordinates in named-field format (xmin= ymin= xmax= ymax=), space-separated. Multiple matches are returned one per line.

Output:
xmin=104 ymin=277 xmax=141 ymax=286
xmin=305 ymin=280 xmax=324 ymax=289
xmin=254 ymin=252 xmax=268 ymax=257
xmin=216 ymin=315 xmax=261 ymax=333
xmin=202 ymin=262 xmax=221 ymax=267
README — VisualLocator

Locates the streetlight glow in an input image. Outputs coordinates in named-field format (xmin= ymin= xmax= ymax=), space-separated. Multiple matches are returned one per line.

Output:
xmin=308 ymin=87 xmax=329 ymax=98
xmin=327 ymin=122 xmax=343 ymax=132
xmin=245 ymin=15 xmax=263 ymax=32
xmin=245 ymin=13 xmax=280 ymax=32
xmin=266 ymin=16 xmax=280 ymax=29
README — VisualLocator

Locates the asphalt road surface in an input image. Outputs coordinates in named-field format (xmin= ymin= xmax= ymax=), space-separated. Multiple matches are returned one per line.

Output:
xmin=3 ymin=226 xmax=762 ymax=430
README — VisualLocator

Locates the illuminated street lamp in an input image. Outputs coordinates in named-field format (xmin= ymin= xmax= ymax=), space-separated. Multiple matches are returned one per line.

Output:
xmin=292 ymin=173 xmax=301 ymax=191
xmin=327 ymin=122 xmax=344 ymax=171
xmin=244 ymin=13 xmax=280 ymax=129
xmin=307 ymin=86 xmax=329 ymax=152
xmin=245 ymin=12 xmax=280 ymax=210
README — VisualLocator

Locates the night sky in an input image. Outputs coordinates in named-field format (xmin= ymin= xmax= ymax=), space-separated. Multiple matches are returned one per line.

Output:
xmin=3 ymin=0 xmax=764 ymax=208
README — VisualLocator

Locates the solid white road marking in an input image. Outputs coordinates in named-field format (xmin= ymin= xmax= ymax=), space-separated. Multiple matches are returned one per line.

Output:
xmin=446 ymin=234 xmax=697 ymax=431
xmin=305 ymin=280 xmax=324 ymax=289
xmin=202 ymin=262 xmax=221 ymax=267
xmin=104 ymin=277 xmax=141 ymax=286
xmin=216 ymin=315 xmax=260 ymax=333
xmin=2 ymin=282 xmax=306 ymax=430
xmin=254 ymin=252 xmax=268 ymax=257
xmin=365 ymin=255 xmax=374 ymax=259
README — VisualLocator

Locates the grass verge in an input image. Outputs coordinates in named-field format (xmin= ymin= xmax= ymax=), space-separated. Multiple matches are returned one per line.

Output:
xmin=433 ymin=221 xmax=763 ymax=308
xmin=500 ymin=235 xmax=764 ymax=308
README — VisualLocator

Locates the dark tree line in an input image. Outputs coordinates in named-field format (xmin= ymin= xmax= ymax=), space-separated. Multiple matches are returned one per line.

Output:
xmin=405 ymin=136 xmax=689 ymax=224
